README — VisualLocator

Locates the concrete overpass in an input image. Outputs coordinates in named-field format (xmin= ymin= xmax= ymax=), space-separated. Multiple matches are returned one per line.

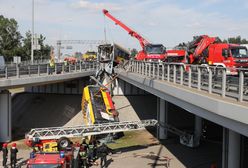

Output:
xmin=0 ymin=61 xmax=96 ymax=143
xmin=115 ymin=61 xmax=248 ymax=168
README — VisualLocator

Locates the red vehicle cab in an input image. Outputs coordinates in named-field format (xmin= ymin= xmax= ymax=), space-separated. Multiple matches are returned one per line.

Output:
xmin=27 ymin=152 xmax=67 ymax=168
xmin=166 ymin=49 xmax=186 ymax=63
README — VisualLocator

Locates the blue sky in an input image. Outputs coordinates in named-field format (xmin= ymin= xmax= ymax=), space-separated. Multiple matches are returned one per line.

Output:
xmin=0 ymin=0 xmax=248 ymax=53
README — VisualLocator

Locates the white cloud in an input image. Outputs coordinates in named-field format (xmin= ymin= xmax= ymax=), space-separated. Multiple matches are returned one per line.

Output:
xmin=71 ymin=0 xmax=122 ymax=12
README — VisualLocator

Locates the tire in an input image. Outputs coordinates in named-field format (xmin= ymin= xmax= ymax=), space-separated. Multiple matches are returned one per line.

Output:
xmin=57 ymin=137 xmax=71 ymax=150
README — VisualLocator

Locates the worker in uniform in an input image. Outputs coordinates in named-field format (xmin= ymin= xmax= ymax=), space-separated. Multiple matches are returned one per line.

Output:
xmin=79 ymin=145 xmax=88 ymax=168
xmin=92 ymin=139 xmax=98 ymax=161
xmin=2 ymin=143 xmax=8 ymax=167
xmin=63 ymin=59 xmax=68 ymax=72
xmin=81 ymin=139 xmax=89 ymax=151
xmin=10 ymin=143 xmax=18 ymax=168
xmin=49 ymin=47 xmax=55 ymax=75
xmin=88 ymin=140 xmax=95 ymax=164
xmin=49 ymin=58 xmax=55 ymax=74
xmin=80 ymin=138 xmax=89 ymax=167
xmin=98 ymin=143 xmax=112 ymax=168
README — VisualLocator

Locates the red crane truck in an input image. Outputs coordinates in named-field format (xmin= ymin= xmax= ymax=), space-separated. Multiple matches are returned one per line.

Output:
xmin=103 ymin=9 xmax=166 ymax=62
xmin=188 ymin=35 xmax=248 ymax=74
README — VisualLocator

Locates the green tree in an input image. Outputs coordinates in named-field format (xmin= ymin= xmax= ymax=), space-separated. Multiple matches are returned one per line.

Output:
xmin=34 ymin=34 xmax=51 ymax=60
xmin=130 ymin=48 xmax=138 ymax=58
xmin=21 ymin=31 xmax=51 ymax=60
xmin=224 ymin=36 xmax=248 ymax=44
xmin=0 ymin=15 xmax=22 ymax=61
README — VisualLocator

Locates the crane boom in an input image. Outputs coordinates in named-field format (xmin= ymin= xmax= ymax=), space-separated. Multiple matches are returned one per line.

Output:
xmin=193 ymin=35 xmax=217 ymax=58
xmin=103 ymin=9 xmax=149 ymax=49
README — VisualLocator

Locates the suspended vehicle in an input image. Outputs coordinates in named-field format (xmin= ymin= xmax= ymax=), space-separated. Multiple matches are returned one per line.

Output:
xmin=82 ymin=85 xmax=119 ymax=126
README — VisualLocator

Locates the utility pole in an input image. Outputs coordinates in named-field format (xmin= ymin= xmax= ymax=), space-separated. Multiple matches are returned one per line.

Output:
xmin=31 ymin=0 xmax=34 ymax=64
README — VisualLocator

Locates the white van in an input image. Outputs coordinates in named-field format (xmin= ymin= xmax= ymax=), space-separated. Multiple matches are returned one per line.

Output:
xmin=0 ymin=56 xmax=6 ymax=75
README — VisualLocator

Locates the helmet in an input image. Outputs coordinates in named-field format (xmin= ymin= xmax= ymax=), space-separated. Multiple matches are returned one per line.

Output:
xmin=12 ymin=143 xmax=16 ymax=147
xmin=3 ymin=143 xmax=8 ymax=148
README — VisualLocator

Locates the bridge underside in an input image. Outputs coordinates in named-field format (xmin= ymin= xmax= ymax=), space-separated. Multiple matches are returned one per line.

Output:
xmin=116 ymin=70 xmax=248 ymax=168
xmin=116 ymin=70 xmax=248 ymax=137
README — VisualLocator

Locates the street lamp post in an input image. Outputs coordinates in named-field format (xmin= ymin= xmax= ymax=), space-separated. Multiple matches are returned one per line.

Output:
xmin=31 ymin=0 xmax=34 ymax=64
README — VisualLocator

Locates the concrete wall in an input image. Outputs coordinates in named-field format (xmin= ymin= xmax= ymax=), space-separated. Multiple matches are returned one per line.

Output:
xmin=25 ymin=77 xmax=90 ymax=95
xmin=112 ymin=78 xmax=148 ymax=96
xmin=24 ymin=77 xmax=148 ymax=96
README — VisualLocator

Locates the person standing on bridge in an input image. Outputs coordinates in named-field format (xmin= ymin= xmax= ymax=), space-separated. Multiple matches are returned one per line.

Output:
xmin=10 ymin=143 xmax=18 ymax=168
xmin=2 ymin=143 xmax=8 ymax=167
xmin=49 ymin=47 xmax=55 ymax=75
xmin=49 ymin=58 xmax=55 ymax=75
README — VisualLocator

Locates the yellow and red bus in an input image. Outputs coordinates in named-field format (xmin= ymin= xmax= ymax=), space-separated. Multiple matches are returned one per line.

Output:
xmin=82 ymin=85 xmax=118 ymax=125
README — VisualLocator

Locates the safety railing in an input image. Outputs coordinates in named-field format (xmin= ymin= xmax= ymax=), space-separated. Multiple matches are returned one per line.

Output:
xmin=127 ymin=61 xmax=248 ymax=102
xmin=0 ymin=61 xmax=98 ymax=80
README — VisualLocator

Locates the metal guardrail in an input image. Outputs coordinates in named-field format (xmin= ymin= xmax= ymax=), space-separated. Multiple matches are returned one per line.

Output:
xmin=6 ymin=59 xmax=50 ymax=66
xmin=127 ymin=61 xmax=248 ymax=102
xmin=0 ymin=61 xmax=98 ymax=80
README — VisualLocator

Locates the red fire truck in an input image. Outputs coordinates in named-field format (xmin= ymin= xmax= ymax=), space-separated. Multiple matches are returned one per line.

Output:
xmin=26 ymin=141 xmax=77 ymax=168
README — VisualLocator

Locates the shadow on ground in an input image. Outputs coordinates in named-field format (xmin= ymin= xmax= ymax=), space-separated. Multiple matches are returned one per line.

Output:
xmin=12 ymin=93 xmax=82 ymax=140
xmin=125 ymin=94 xmax=222 ymax=168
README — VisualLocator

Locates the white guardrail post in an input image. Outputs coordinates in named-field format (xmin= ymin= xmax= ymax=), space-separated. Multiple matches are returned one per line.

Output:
xmin=157 ymin=63 xmax=160 ymax=79
xmin=149 ymin=63 xmax=151 ymax=77
xmin=16 ymin=64 xmax=20 ymax=78
xmin=38 ymin=64 xmax=40 ymax=76
xmin=208 ymin=68 xmax=212 ymax=94
xmin=238 ymin=70 xmax=244 ymax=102
xmin=152 ymin=63 xmax=155 ymax=77
xmin=47 ymin=64 xmax=49 ymax=75
xmin=188 ymin=66 xmax=192 ymax=88
xmin=222 ymin=68 xmax=226 ymax=98
xmin=173 ymin=65 xmax=176 ymax=83
xmin=162 ymin=64 xmax=165 ymax=81
xmin=167 ymin=64 xmax=170 ymax=82
xmin=80 ymin=61 xmax=82 ymax=72
xmin=180 ymin=65 xmax=183 ymax=85
xmin=5 ymin=66 xmax=8 ymax=79
xmin=197 ymin=67 xmax=201 ymax=90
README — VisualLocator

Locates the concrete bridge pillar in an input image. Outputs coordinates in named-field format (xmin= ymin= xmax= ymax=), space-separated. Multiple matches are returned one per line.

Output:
xmin=0 ymin=90 xmax=11 ymax=142
xmin=194 ymin=115 xmax=202 ymax=147
xmin=222 ymin=128 xmax=241 ymax=168
xmin=157 ymin=98 xmax=168 ymax=139
xmin=228 ymin=129 xmax=240 ymax=168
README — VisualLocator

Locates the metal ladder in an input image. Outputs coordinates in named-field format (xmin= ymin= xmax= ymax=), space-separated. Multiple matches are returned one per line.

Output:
xmin=26 ymin=120 xmax=158 ymax=140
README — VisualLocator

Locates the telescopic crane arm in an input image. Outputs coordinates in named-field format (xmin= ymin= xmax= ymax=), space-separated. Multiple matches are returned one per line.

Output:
xmin=190 ymin=35 xmax=217 ymax=58
xmin=103 ymin=9 xmax=150 ymax=49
